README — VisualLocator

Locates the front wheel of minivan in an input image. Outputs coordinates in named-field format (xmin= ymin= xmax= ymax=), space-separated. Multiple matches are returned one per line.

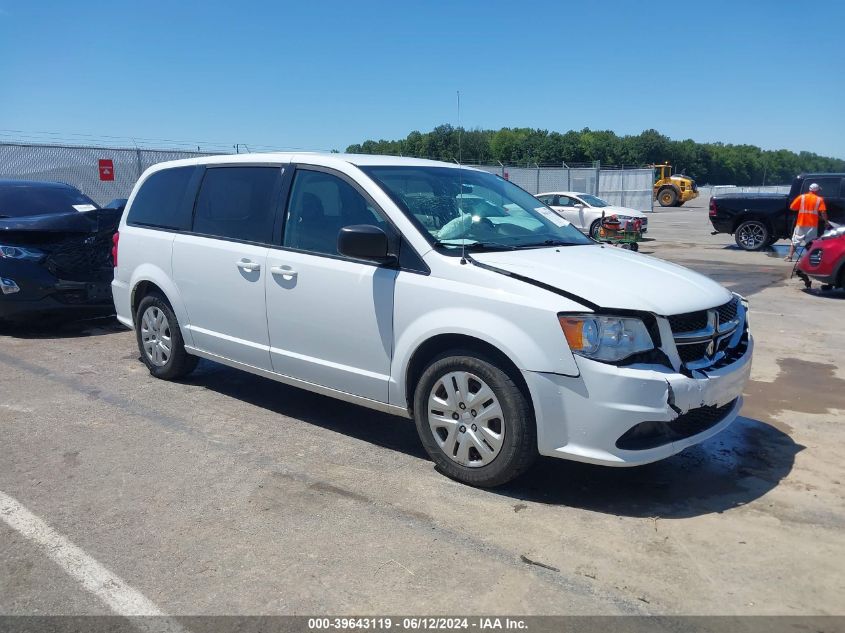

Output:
xmin=135 ymin=293 xmax=198 ymax=380
xmin=413 ymin=352 xmax=537 ymax=487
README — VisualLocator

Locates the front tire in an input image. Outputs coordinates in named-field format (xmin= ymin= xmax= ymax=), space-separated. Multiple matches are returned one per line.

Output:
xmin=734 ymin=220 xmax=771 ymax=251
xmin=413 ymin=352 xmax=537 ymax=487
xmin=589 ymin=219 xmax=602 ymax=238
xmin=657 ymin=188 xmax=678 ymax=207
xmin=135 ymin=293 xmax=198 ymax=380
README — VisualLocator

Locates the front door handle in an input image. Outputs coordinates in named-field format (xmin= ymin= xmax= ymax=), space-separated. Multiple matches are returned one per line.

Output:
xmin=237 ymin=259 xmax=261 ymax=272
xmin=270 ymin=265 xmax=298 ymax=279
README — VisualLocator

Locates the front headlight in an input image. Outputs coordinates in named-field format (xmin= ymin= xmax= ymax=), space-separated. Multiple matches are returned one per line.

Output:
xmin=0 ymin=244 xmax=44 ymax=261
xmin=558 ymin=314 xmax=654 ymax=363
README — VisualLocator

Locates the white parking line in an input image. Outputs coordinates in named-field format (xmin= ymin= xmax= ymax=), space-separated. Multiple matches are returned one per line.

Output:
xmin=0 ymin=490 xmax=185 ymax=632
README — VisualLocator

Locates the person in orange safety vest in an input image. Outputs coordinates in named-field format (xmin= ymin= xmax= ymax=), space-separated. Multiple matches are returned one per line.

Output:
xmin=785 ymin=182 xmax=829 ymax=262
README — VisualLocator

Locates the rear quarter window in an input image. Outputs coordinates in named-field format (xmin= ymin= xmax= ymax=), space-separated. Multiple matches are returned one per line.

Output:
xmin=192 ymin=166 xmax=282 ymax=244
xmin=127 ymin=166 xmax=199 ymax=230
xmin=802 ymin=177 xmax=844 ymax=198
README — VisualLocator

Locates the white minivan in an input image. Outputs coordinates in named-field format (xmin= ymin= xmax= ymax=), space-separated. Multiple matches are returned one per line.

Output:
xmin=112 ymin=153 xmax=753 ymax=487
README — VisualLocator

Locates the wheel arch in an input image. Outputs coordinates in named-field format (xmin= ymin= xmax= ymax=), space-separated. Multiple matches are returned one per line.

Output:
xmin=732 ymin=214 xmax=773 ymax=234
xmin=834 ymin=257 xmax=845 ymax=288
xmin=404 ymin=333 xmax=533 ymax=417
xmin=127 ymin=265 xmax=193 ymax=345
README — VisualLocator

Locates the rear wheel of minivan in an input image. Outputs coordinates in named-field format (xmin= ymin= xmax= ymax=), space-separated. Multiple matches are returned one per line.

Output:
xmin=135 ymin=293 xmax=198 ymax=380
xmin=413 ymin=352 xmax=537 ymax=487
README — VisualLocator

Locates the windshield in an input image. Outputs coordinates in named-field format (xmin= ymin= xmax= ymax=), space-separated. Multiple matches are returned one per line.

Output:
xmin=362 ymin=166 xmax=593 ymax=251
xmin=0 ymin=184 xmax=98 ymax=218
xmin=579 ymin=194 xmax=609 ymax=208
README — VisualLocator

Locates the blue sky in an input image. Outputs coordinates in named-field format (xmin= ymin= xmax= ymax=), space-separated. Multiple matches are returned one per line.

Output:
xmin=1 ymin=0 xmax=843 ymax=158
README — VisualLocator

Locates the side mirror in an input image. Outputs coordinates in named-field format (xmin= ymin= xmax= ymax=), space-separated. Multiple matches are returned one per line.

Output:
xmin=574 ymin=204 xmax=584 ymax=210
xmin=337 ymin=224 xmax=396 ymax=264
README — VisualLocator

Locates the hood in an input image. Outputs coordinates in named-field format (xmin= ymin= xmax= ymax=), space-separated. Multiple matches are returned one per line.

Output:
xmin=472 ymin=245 xmax=732 ymax=315
xmin=600 ymin=205 xmax=646 ymax=218
xmin=0 ymin=208 xmax=120 ymax=234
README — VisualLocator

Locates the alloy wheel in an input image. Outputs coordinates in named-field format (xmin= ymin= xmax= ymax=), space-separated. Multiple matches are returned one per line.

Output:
xmin=140 ymin=306 xmax=172 ymax=367
xmin=427 ymin=371 xmax=505 ymax=467
xmin=737 ymin=222 xmax=766 ymax=250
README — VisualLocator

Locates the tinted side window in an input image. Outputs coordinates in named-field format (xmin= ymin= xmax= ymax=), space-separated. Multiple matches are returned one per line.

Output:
xmin=536 ymin=194 xmax=553 ymax=205
xmin=557 ymin=196 xmax=576 ymax=207
xmin=802 ymin=177 xmax=843 ymax=197
xmin=127 ymin=167 xmax=197 ymax=230
xmin=283 ymin=169 xmax=385 ymax=256
xmin=193 ymin=167 xmax=282 ymax=243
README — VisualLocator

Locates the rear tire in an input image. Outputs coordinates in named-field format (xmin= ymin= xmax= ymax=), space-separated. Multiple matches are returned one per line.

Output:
xmin=135 ymin=293 xmax=198 ymax=380
xmin=658 ymin=188 xmax=678 ymax=207
xmin=413 ymin=351 xmax=537 ymax=487
xmin=734 ymin=220 xmax=771 ymax=251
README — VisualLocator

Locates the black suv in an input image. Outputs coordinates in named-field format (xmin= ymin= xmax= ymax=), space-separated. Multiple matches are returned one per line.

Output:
xmin=709 ymin=173 xmax=845 ymax=250
xmin=0 ymin=180 xmax=119 ymax=323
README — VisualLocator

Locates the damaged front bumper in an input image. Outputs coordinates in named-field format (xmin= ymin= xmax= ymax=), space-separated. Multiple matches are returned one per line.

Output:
xmin=524 ymin=334 xmax=753 ymax=466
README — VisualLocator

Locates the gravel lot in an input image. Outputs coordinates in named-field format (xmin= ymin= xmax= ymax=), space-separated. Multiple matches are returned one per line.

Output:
xmin=1 ymin=195 xmax=843 ymax=617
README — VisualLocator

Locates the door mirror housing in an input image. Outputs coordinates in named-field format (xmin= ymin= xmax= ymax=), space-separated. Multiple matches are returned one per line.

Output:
xmin=337 ymin=224 xmax=396 ymax=264
xmin=574 ymin=203 xmax=585 ymax=210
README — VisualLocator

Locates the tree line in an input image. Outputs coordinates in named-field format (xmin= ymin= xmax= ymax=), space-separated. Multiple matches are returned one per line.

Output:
xmin=346 ymin=126 xmax=845 ymax=186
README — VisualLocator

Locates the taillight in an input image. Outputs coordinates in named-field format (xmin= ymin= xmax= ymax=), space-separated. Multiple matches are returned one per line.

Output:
xmin=112 ymin=232 xmax=119 ymax=267
xmin=709 ymin=197 xmax=718 ymax=216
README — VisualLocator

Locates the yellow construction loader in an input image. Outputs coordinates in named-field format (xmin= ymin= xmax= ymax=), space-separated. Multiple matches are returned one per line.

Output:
xmin=652 ymin=163 xmax=699 ymax=207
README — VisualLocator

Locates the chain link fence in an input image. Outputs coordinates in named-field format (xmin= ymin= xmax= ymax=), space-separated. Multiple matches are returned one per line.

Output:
xmin=0 ymin=142 xmax=219 ymax=205
xmin=1 ymin=142 xmax=656 ymax=212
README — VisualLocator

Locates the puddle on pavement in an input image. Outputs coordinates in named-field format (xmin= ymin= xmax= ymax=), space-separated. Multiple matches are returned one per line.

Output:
xmin=743 ymin=358 xmax=845 ymax=431
xmin=674 ymin=258 xmax=791 ymax=297
xmin=722 ymin=243 xmax=793 ymax=258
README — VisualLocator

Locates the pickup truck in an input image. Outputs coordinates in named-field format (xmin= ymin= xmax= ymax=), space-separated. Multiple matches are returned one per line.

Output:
xmin=709 ymin=173 xmax=845 ymax=250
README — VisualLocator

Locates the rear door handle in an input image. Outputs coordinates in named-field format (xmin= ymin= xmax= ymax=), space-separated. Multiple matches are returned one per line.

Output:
xmin=270 ymin=265 xmax=298 ymax=279
xmin=237 ymin=259 xmax=261 ymax=272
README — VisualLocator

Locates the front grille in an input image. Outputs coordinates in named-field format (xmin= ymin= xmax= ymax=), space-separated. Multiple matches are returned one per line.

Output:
xmin=616 ymin=398 xmax=737 ymax=450
xmin=667 ymin=297 xmax=743 ymax=368
xmin=667 ymin=310 xmax=708 ymax=333
xmin=45 ymin=234 xmax=113 ymax=282
xmin=717 ymin=297 xmax=739 ymax=323
xmin=677 ymin=342 xmax=710 ymax=363
xmin=809 ymin=249 xmax=823 ymax=266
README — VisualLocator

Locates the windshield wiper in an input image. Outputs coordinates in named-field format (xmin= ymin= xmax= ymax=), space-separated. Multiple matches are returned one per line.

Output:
xmin=432 ymin=240 xmax=517 ymax=251
xmin=513 ymin=239 xmax=577 ymax=248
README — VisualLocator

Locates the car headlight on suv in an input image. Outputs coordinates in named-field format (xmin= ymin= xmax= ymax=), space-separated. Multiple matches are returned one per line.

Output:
xmin=558 ymin=314 xmax=654 ymax=363
xmin=0 ymin=244 xmax=44 ymax=261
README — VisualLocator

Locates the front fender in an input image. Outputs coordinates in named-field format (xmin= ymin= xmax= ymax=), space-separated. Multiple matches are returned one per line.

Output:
xmin=390 ymin=304 xmax=579 ymax=409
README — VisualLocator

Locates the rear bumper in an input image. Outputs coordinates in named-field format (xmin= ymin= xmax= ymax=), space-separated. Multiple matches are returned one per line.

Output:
xmin=709 ymin=217 xmax=733 ymax=234
xmin=525 ymin=335 xmax=753 ymax=466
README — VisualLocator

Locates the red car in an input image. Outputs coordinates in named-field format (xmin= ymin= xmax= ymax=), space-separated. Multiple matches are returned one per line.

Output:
xmin=797 ymin=227 xmax=845 ymax=290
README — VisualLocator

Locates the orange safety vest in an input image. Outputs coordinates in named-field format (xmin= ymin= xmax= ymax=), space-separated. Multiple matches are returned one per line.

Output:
xmin=789 ymin=192 xmax=827 ymax=228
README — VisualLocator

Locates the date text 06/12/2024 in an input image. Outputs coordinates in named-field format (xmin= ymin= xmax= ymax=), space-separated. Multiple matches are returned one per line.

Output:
xmin=307 ymin=618 xmax=528 ymax=630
